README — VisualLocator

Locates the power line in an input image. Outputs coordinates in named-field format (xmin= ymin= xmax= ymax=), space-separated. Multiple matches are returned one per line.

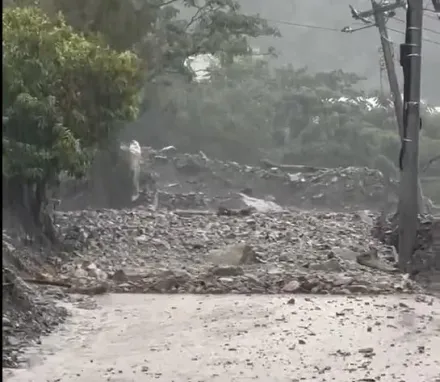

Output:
xmin=265 ymin=17 xmax=440 ymax=46
xmin=424 ymin=12 xmax=439 ymax=20
xmin=422 ymin=1 xmax=440 ymax=18
xmin=387 ymin=26 xmax=440 ymax=45
xmin=392 ymin=16 xmax=440 ymax=35
xmin=264 ymin=18 xmax=342 ymax=32
xmin=423 ymin=9 xmax=440 ymax=19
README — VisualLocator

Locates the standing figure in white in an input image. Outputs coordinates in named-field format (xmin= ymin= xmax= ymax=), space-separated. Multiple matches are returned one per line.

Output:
xmin=119 ymin=140 xmax=142 ymax=202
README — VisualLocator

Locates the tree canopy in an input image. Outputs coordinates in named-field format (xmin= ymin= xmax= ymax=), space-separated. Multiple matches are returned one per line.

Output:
xmin=2 ymin=6 xmax=142 ymax=238
xmin=35 ymin=0 xmax=279 ymax=79
xmin=3 ymin=0 xmax=440 ymax=235
xmin=143 ymin=55 xmax=440 ymax=183
xmin=3 ymin=6 xmax=142 ymax=181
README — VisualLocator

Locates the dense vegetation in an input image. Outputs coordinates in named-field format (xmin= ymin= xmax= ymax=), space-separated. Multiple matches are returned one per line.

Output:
xmin=3 ymin=0 xmax=440 ymax=242
xmin=2 ymin=6 xmax=142 ymax=240
xmin=151 ymin=58 xmax=440 ymax=170
xmin=2 ymin=0 xmax=280 ymax=240
xmin=132 ymin=54 xmax=439 ymax=202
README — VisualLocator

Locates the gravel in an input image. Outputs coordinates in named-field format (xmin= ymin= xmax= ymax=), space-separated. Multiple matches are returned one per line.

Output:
xmin=2 ymin=235 xmax=68 ymax=368
xmin=53 ymin=207 xmax=422 ymax=295
xmin=3 ymin=147 xmax=438 ymax=371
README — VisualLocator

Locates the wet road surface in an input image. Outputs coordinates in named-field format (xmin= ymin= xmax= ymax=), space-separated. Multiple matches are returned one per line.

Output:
xmin=4 ymin=294 xmax=440 ymax=382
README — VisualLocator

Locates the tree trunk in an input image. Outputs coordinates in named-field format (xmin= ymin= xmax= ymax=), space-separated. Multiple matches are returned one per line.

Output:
xmin=3 ymin=176 xmax=58 ymax=245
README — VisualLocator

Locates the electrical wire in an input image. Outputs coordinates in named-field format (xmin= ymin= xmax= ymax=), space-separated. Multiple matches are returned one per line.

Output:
xmin=424 ymin=13 xmax=439 ymax=21
xmin=264 ymin=17 xmax=440 ymax=46
xmin=387 ymin=26 xmax=440 ymax=46
xmin=264 ymin=18 xmax=342 ymax=32
xmin=423 ymin=4 xmax=440 ymax=14
xmin=392 ymin=16 xmax=440 ymax=36
xmin=422 ymin=0 xmax=439 ymax=19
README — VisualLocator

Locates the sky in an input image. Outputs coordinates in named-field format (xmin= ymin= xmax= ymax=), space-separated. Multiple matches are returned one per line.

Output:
xmin=237 ymin=0 xmax=440 ymax=103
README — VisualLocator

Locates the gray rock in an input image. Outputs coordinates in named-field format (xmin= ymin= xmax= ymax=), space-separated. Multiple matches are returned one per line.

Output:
xmin=309 ymin=259 xmax=343 ymax=272
xmin=211 ymin=266 xmax=244 ymax=277
xmin=347 ymin=284 xmax=370 ymax=293
xmin=6 ymin=336 xmax=20 ymax=346
xmin=206 ymin=244 xmax=258 ymax=266
xmin=331 ymin=248 xmax=359 ymax=262
xmin=282 ymin=280 xmax=301 ymax=293
xmin=3 ymin=316 xmax=12 ymax=327
xmin=329 ymin=275 xmax=354 ymax=287
xmin=356 ymin=249 xmax=396 ymax=273
xmin=111 ymin=270 xmax=129 ymax=283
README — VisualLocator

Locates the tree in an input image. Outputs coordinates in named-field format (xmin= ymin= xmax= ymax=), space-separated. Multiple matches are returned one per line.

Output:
xmin=35 ymin=0 xmax=279 ymax=79
xmin=155 ymin=57 xmax=279 ymax=162
xmin=144 ymin=56 xmax=440 ymax=202
xmin=16 ymin=0 xmax=280 ymax=150
xmin=2 ymin=6 xmax=142 ymax=241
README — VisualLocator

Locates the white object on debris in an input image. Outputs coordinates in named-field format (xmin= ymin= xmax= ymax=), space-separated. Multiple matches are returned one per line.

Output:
xmin=120 ymin=140 xmax=141 ymax=157
xmin=159 ymin=145 xmax=177 ymax=154
xmin=120 ymin=140 xmax=142 ymax=201
xmin=239 ymin=193 xmax=284 ymax=213
xmin=199 ymin=150 xmax=209 ymax=161
xmin=128 ymin=140 xmax=142 ymax=157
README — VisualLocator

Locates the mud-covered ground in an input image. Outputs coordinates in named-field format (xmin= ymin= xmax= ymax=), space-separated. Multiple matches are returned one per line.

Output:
xmin=59 ymin=146 xmax=397 ymax=212
xmin=54 ymin=208 xmax=420 ymax=295
xmin=4 ymin=294 xmax=440 ymax=382
xmin=2 ymin=233 xmax=69 ymax=368
xmin=2 ymin=148 xmax=439 ymax=375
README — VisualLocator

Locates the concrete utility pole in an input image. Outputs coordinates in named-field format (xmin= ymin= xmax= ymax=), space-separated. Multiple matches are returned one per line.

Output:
xmin=371 ymin=0 xmax=404 ymax=138
xmin=432 ymin=0 xmax=440 ymax=19
xmin=347 ymin=0 xmax=425 ymax=215
xmin=398 ymin=0 xmax=423 ymax=271
xmin=371 ymin=1 xmax=425 ymax=216
xmin=348 ymin=1 xmax=406 ymax=134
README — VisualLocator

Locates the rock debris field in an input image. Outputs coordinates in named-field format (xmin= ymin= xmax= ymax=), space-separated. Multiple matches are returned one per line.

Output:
xmin=55 ymin=208 xmax=419 ymax=295
xmin=2 ymin=147 xmax=440 ymax=380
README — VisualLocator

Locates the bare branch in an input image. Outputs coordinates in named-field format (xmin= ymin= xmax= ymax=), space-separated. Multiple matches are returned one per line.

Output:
xmin=421 ymin=154 xmax=440 ymax=173
xmin=186 ymin=4 xmax=210 ymax=30
xmin=153 ymin=0 xmax=180 ymax=8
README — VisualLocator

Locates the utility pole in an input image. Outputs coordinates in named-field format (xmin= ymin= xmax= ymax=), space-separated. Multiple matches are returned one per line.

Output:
xmin=398 ymin=0 xmax=423 ymax=271
xmin=371 ymin=0 xmax=426 ymax=216
xmin=346 ymin=0 xmax=426 ymax=271
xmin=371 ymin=0 xmax=404 ymax=138
xmin=432 ymin=0 xmax=440 ymax=15
xmin=346 ymin=0 xmax=425 ymax=212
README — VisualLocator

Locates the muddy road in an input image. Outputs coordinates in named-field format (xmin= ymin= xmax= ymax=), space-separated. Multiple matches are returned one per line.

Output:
xmin=4 ymin=294 xmax=440 ymax=382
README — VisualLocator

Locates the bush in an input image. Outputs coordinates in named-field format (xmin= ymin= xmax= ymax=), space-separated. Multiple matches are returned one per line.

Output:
xmin=2 ymin=6 xmax=143 ymax=239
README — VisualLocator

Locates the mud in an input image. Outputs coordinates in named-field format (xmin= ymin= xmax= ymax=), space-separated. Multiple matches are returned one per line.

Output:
xmin=2 ymin=234 xmax=69 ymax=368
xmin=4 ymin=294 xmax=440 ymax=382
xmin=59 ymin=147 xmax=395 ymax=212
xmin=52 ymin=208 xmax=424 ymax=295
xmin=3 ymin=147 xmax=440 ymax=377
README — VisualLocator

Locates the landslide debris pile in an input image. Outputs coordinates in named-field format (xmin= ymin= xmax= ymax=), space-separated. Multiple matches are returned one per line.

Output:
xmin=53 ymin=207 xmax=421 ymax=295
xmin=2 ymin=233 xmax=68 ymax=368
xmin=60 ymin=146 xmax=393 ymax=212
xmin=372 ymin=213 xmax=440 ymax=273
xmin=142 ymin=148 xmax=391 ymax=211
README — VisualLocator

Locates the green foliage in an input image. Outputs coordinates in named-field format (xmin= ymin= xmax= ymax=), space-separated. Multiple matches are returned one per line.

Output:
xmin=35 ymin=0 xmax=279 ymax=80
xmin=151 ymin=56 xmax=440 ymax=201
xmin=2 ymin=6 xmax=142 ymax=182
xmin=165 ymin=58 xmax=277 ymax=161
xmin=4 ymin=3 xmax=438 ymax=203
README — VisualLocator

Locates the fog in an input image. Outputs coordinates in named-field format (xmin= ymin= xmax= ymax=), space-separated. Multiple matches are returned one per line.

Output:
xmin=239 ymin=0 xmax=440 ymax=103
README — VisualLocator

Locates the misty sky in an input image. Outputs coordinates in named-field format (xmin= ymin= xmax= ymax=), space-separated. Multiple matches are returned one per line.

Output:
xmin=238 ymin=0 xmax=440 ymax=103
